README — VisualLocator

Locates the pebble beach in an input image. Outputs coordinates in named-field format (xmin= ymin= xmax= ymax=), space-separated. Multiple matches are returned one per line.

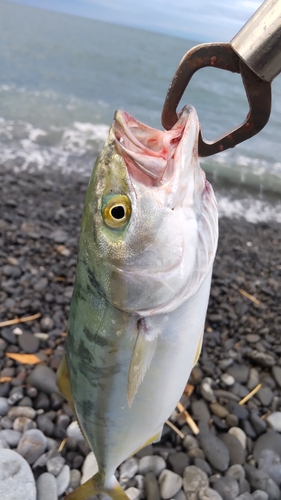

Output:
xmin=0 ymin=165 xmax=281 ymax=500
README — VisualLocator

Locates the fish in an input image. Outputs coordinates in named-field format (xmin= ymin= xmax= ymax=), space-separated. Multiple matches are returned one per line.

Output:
xmin=57 ymin=104 xmax=218 ymax=500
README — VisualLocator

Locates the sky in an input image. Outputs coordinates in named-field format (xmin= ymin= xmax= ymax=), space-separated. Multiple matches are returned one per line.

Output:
xmin=7 ymin=0 xmax=263 ymax=41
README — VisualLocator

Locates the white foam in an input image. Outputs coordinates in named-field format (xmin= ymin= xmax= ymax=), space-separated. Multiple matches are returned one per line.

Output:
xmin=217 ymin=194 xmax=281 ymax=223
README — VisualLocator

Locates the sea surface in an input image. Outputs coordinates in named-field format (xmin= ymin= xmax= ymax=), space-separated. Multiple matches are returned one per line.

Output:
xmin=1 ymin=0 xmax=281 ymax=222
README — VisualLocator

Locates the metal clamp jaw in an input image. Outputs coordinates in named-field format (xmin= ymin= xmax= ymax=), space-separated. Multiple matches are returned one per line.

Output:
xmin=162 ymin=0 xmax=281 ymax=157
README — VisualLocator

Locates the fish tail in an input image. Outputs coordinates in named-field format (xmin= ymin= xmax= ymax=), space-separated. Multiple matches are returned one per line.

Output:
xmin=65 ymin=472 xmax=130 ymax=500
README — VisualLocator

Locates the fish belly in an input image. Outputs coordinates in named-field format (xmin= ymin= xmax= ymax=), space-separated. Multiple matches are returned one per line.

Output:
xmin=65 ymin=265 xmax=212 ymax=480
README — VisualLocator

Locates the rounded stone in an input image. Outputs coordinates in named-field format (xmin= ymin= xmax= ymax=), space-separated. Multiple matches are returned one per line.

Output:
xmin=56 ymin=464 xmax=70 ymax=496
xmin=144 ymin=472 xmax=161 ymax=500
xmin=69 ymin=469 xmax=81 ymax=490
xmin=8 ymin=406 xmax=36 ymax=420
xmin=17 ymin=429 xmax=47 ymax=464
xmin=26 ymin=365 xmax=58 ymax=395
xmin=0 ymin=397 xmax=9 ymax=416
xmin=47 ymin=454 xmax=65 ymax=476
xmin=226 ymin=364 xmax=249 ymax=384
xmin=0 ymin=448 xmax=36 ymax=500
xmin=209 ymin=402 xmax=229 ymax=419
xmin=0 ymin=429 xmax=22 ymax=447
xmin=228 ymin=427 xmax=247 ymax=449
xmin=124 ymin=487 xmax=141 ymax=500
xmin=252 ymin=491 xmax=269 ymax=500
xmin=120 ymin=457 xmax=139 ymax=484
xmin=212 ymin=477 xmax=239 ymax=500
xmin=198 ymin=487 xmax=223 ymax=500
xmin=199 ymin=430 xmax=229 ymax=472
xmin=220 ymin=434 xmax=245 ymax=466
xmin=253 ymin=431 xmax=281 ymax=460
xmin=138 ymin=455 xmax=166 ymax=477
xmin=66 ymin=421 xmax=84 ymax=442
xmin=220 ymin=374 xmax=235 ymax=387
xmin=183 ymin=466 xmax=209 ymax=497
xmin=266 ymin=412 xmax=281 ymax=432
xmin=258 ymin=449 xmax=281 ymax=486
xmin=36 ymin=472 xmax=57 ymax=500
xmin=167 ymin=452 xmax=190 ymax=476
xmin=244 ymin=464 xmax=280 ymax=499
xmin=225 ymin=464 xmax=245 ymax=481
xmin=18 ymin=332 xmax=40 ymax=354
xmin=257 ymin=387 xmax=273 ymax=407
xmin=158 ymin=469 xmax=182 ymax=499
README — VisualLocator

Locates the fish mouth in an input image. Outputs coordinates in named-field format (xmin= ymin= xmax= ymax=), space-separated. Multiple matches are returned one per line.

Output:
xmin=113 ymin=106 xmax=195 ymax=186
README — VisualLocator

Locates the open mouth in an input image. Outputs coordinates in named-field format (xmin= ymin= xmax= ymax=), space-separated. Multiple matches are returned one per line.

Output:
xmin=113 ymin=110 xmax=187 ymax=185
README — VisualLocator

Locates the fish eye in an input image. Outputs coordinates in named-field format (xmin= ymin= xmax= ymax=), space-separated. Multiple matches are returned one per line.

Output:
xmin=102 ymin=194 xmax=131 ymax=229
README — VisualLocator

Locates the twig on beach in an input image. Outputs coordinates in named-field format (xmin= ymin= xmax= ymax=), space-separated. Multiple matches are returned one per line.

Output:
xmin=238 ymin=288 xmax=261 ymax=305
xmin=0 ymin=312 xmax=41 ymax=328
xmin=177 ymin=402 xmax=200 ymax=435
xmin=0 ymin=377 xmax=13 ymax=383
xmin=165 ymin=419 xmax=185 ymax=439
xmin=58 ymin=438 xmax=67 ymax=452
xmin=238 ymin=383 xmax=262 ymax=405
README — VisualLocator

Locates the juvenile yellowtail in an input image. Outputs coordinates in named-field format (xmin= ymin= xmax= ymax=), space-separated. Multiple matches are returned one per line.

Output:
xmin=57 ymin=105 xmax=218 ymax=500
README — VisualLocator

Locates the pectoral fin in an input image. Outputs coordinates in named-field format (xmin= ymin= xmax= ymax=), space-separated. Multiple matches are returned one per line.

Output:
xmin=193 ymin=330 xmax=204 ymax=366
xmin=127 ymin=318 xmax=158 ymax=407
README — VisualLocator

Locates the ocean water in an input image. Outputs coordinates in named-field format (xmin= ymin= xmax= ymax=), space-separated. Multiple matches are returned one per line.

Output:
xmin=1 ymin=1 xmax=281 ymax=221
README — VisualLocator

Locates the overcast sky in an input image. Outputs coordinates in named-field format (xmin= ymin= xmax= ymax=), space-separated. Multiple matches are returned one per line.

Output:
xmin=8 ymin=0 xmax=263 ymax=41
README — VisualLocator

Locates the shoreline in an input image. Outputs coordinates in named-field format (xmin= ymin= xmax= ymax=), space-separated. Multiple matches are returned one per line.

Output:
xmin=0 ymin=166 xmax=281 ymax=499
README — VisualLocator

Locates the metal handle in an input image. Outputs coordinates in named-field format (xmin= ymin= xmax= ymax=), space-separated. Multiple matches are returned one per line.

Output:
xmin=231 ymin=0 xmax=281 ymax=82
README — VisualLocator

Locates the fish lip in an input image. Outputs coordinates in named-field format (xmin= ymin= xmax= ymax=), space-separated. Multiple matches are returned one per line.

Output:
xmin=112 ymin=107 xmax=195 ymax=184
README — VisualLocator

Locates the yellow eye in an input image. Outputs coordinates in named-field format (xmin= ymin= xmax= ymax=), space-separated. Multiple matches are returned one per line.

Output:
xmin=102 ymin=195 xmax=131 ymax=229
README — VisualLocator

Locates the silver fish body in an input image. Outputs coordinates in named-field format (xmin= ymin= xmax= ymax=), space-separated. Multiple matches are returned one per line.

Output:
xmin=58 ymin=105 xmax=218 ymax=500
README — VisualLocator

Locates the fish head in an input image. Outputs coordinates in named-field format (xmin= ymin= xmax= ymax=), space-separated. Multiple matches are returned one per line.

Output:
xmin=81 ymin=105 xmax=218 ymax=314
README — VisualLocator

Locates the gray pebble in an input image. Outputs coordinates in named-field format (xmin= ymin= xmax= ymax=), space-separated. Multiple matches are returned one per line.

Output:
xmin=120 ymin=457 xmax=139 ymax=484
xmin=194 ymin=458 xmax=212 ymax=476
xmin=138 ymin=455 xmax=166 ymax=477
xmin=247 ymin=350 xmax=275 ymax=368
xmin=235 ymin=494 xmax=253 ymax=500
xmin=258 ymin=449 xmax=281 ymax=486
xmin=168 ymin=452 xmax=190 ymax=476
xmin=183 ymin=466 xmax=209 ymax=499
xmin=183 ymin=435 xmax=199 ymax=450
xmin=250 ymin=412 xmax=267 ymax=435
xmin=252 ymin=491 xmax=269 ymax=500
xmin=66 ymin=421 xmax=84 ymax=442
xmin=210 ymin=402 xmax=229 ymax=419
xmin=253 ymin=431 xmax=281 ymax=460
xmin=226 ymin=364 xmax=249 ymax=384
xmin=220 ymin=374 xmax=235 ymax=387
xmin=18 ymin=332 xmax=40 ymax=353
xmin=125 ymin=487 xmax=141 ymax=500
xmin=198 ymin=487 xmax=223 ymax=500
xmin=0 ymin=437 xmax=9 ymax=449
xmin=244 ymin=464 xmax=280 ymax=500
xmin=49 ymin=229 xmax=68 ymax=243
xmin=27 ymin=365 xmax=59 ymax=395
xmin=69 ymin=469 xmax=81 ymax=490
xmin=13 ymin=417 xmax=34 ymax=433
xmin=0 ymin=448 xmax=36 ymax=500
xmin=212 ymin=476 xmax=239 ymax=500
xmin=228 ymin=428 xmax=247 ymax=449
xmin=191 ymin=400 xmax=210 ymax=423
xmin=199 ymin=430 xmax=229 ymax=472
xmin=36 ymin=472 xmax=57 ymax=500
xmin=56 ymin=464 xmax=70 ymax=496
xmin=272 ymin=366 xmax=281 ymax=388
xmin=266 ymin=412 xmax=281 ymax=432
xmin=201 ymin=379 xmax=216 ymax=403
xmin=257 ymin=387 xmax=273 ymax=407
xmin=144 ymin=471 xmax=160 ymax=500
xmin=221 ymin=432 xmax=245 ymax=465
xmin=17 ymin=429 xmax=47 ymax=464
xmin=247 ymin=368 xmax=260 ymax=391
xmin=0 ymin=429 xmax=22 ymax=447
xmin=47 ymin=454 xmax=65 ymax=476
xmin=225 ymin=464 xmax=245 ymax=481
xmin=0 ymin=397 xmax=9 ymax=416
xmin=158 ymin=469 xmax=182 ymax=499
